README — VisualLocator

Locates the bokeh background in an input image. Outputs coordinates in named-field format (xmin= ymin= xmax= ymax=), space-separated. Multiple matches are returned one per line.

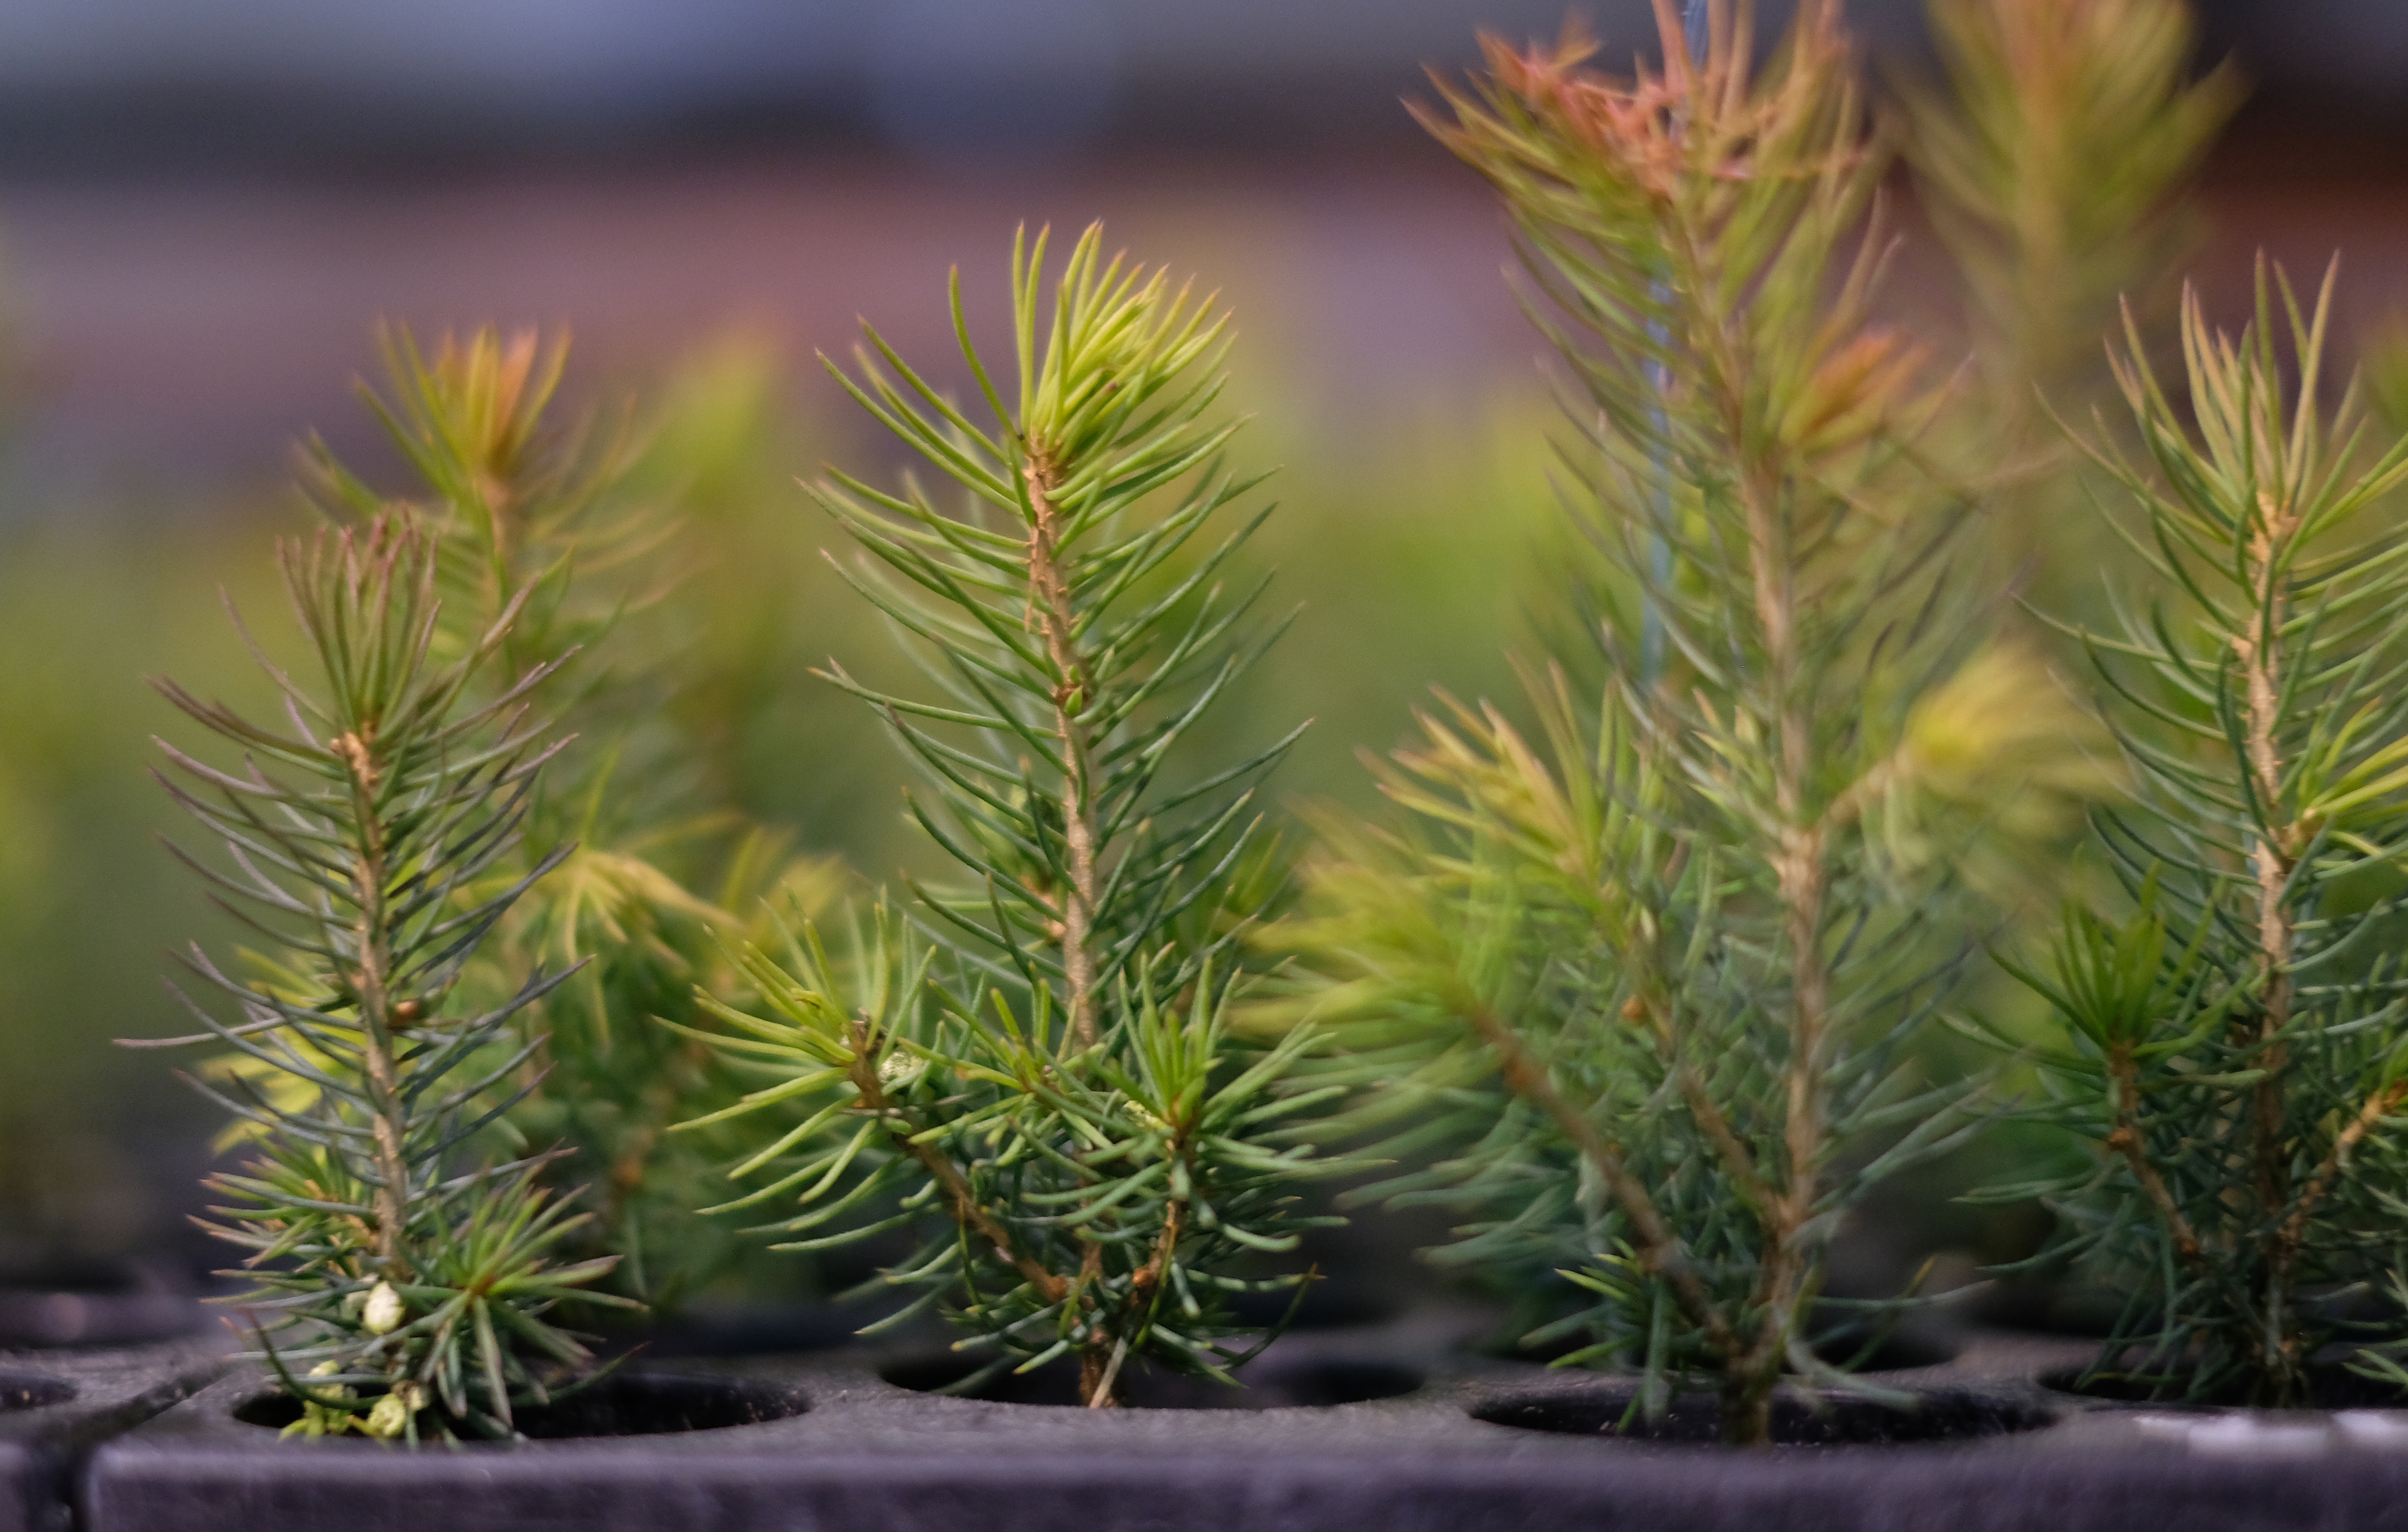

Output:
xmin=0 ymin=0 xmax=2402 ymax=1288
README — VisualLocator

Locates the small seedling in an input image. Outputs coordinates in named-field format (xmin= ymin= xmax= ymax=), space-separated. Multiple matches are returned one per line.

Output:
xmin=138 ymin=518 xmax=627 ymax=1441
xmin=1284 ymin=0 xmax=2088 ymax=1445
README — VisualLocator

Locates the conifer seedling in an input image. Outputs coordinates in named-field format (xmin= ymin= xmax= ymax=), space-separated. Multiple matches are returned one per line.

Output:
xmin=138 ymin=518 xmax=627 ymax=1441
xmin=1282 ymin=0 xmax=2093 ymax=1445
xmin=1898 ymin=0 xmax=2241 ymax=631
xmin=681 ymin=226 xmax=1340 ymax=1407
xmin=1999 ymin=263 xmax=2408 ymax=1406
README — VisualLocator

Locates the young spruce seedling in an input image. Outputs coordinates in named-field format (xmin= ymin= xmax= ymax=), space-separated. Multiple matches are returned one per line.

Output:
xmin=2002 ymin=264 xmax=2408 ymax=1407
xmin=681 ymin=226 xmax=1339 ymax=1408
xmin=140 ymin=518 xmax=626 ymax=1441
xmin=300 ymin=328 xmax=820 ymax=1314
xmin=1285 ymin=1 xmax=2084 ymax=1446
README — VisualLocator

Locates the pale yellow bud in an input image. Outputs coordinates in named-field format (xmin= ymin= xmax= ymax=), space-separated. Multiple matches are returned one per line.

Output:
xmin=364 ymin=1392 xmax=410 ymax=1439
xmin=363 ymin=1379 xmax=427 ymax=1440
xmin=361 ymin=1281 xmax=405 ymax=1336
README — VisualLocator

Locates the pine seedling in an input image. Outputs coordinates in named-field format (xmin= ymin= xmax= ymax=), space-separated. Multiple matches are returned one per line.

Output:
xmin=137 ymin=518 xmax=627 ymax=1441
xmin=681 ymin=225 xmax=1337 ymax=1407
xmin=302 ymin=328 xmax=823 ymax=1309
xmin=1897 ymin=0 xmax=2241 ymax=626
xmin=1285 ymin=1 xmax=2079 ymax=1445
xmin=1899 ymin=0 xmax=2240 ymax=409
xmin=2000 ymin=262 xmax=2408 ymax=1406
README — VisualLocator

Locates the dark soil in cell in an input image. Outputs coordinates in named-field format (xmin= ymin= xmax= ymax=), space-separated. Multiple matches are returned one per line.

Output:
xmin=879 ymin=1350 xmax=1424 ymax=1409
xmin=1471 ymin=1384 xmax=2058 ymax=1446
xmin=231 ymin=1373 xmax=807 ymax=1439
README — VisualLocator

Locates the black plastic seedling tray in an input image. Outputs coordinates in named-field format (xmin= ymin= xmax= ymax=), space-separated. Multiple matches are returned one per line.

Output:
xmin=74 ymin=1317 xmax=2408 ymax=1532
xmin=0 ymin=1337 xmax=228 ymax=1532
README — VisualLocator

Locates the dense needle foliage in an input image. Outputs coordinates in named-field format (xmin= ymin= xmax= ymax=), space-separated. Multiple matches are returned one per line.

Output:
xmin=139 ymin=519 xmax=625 ymax=1441
xmin=1278 ymin=0 xmax=2111 ymax=1446
xmin=1999 ymin=265 xmax=2408 ymax=1406
xmin=683 ymin=226 xmax=1339 ymax=1407
xmin=1900 ymin=0 xmax=2240 ymax=408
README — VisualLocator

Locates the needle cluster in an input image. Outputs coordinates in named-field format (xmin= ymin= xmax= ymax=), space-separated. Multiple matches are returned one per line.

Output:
xmin=305 ymin=328 xmax=821 ymax=1310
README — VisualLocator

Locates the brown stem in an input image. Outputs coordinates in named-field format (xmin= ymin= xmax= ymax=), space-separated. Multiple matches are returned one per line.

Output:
xmin=1738 ymin=446 xmax=1830 ymax=1438
xmin=2273 ymin=1082 xmax=2406 ymax=1288
xmin=1078 ymin=1349 xmax=1113 ymax=1409
xmin=1130 ymin=1195 xmax=1185 ymax=1297
xmin=1720 ymin=1375 xmax=1773 ymax=1450
xmin=334 ymin=728 xmax=411 ymax=1277
xmin=1072 ymin=1242 xmax=1117 ymax=1408
xmin=1022 ymin=457 xmax=1103 ymax=1048
xmin=1653 ymin=211 xmax=1829 ymax=1447
xmin=2235 ymin=496 xmax=2304 ymax=1404
xmin=2103 ymin=1046 xmax=2208 ymax=1273
xmin=2106 ymin=1045 xmax=2325 ymax=1404
xmin=1458 ymin=993 xmax=1737 ymax=1359
xmin=1087 ymin=1140 xmax=1193 ymax=1410
xmin=846 ymin=1023 xmax=1069 ymax=1306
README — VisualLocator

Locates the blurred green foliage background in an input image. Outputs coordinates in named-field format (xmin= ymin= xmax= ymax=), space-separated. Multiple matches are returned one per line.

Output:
xmin=0 ymin=314 xmax=1563 ymax=1280
xmin=4 ymin=0 xmax=2407 ymax=1296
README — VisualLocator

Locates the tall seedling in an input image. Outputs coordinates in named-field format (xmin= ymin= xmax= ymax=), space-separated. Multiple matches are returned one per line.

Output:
xmin=2006 ymin=265 xmax=2408 ymax=1405
xmin=1288 ymin=1 xmax=2059 ymax=1445
xmin=683 ymin=226 xmax=1335 ymax=1407
xmin=139 ymin=520 xmax=624 ymax=1441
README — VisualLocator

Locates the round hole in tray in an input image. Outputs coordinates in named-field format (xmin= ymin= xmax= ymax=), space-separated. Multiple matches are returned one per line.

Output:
xmin=0 ymin=1373 xmax=75 ymax=1413
xmin=1472 ymin=1385 xmax=2054 ymax=1446
xmin=881 ymin=1350 xmax=1423 ymax=1409
xmin=1494 ymin=1325 xmax=1960 ymax=1375
xmin=235 ymin=1372 xmax=805 ymax=1439
xmin=1221 ymin=1284 xmax=1399 ymax=1331
xmin=2041 ymin=1359 xmax=2408 ymax=1410
xmin=585 ymin=1301 xmax=867 ymax=1360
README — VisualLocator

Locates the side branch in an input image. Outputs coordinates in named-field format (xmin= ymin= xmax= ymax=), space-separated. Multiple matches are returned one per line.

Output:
xmin=847 ymin=1025 xmax=1069 ymax=1305
xmin=2273 ymin=1080 xmax=2406 ymax=1274
xmin=1630 ymin=996 xmax=1775 ymax=1214
xmin=2104 ymin=1046 xmax=2208 ymax=1272
xmin=1458 ymin=992 xmax=1737 ymax=1357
